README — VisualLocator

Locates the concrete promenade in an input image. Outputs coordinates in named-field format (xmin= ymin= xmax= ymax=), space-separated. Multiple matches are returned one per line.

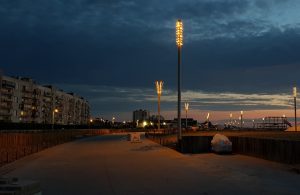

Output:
xmin=1 ymin=134 xmax=300 ymax=194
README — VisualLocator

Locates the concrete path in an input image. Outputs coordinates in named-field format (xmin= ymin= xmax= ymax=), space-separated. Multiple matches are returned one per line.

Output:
xmin=1 ymin=134 xmax=300 ymax=194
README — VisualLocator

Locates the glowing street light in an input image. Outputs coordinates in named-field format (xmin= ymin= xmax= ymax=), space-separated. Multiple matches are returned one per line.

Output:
xmin=293 ymin=87 xmax=297 ymax=131
xmin=89 ymin=118 xmax=93 ymax=129
xmin=155 ymin=81 xmax=163 ymax=130
xmin=20 ymin=111 xmax=24 ymax=121
xmin=176 ymin=20 xmax=183 ymax=47
xmin=184 ymin=102 xmax=189 ymax=128
xmin=112 ymin=117 xmax=115 ymax=124
xmin=176 ymin=19 xmax=183 ymax=143
xmin=52 ymin=108 xmax=58 ymax=130
xmin=143 ymin=121 xmax=148 ymax=128
xmin=229 ymin=113 xmax=233 ymax=126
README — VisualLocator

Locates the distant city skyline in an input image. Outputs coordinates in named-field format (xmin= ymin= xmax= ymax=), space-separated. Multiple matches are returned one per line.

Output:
xmin=1 ymin=0 xmax=300 ymax=121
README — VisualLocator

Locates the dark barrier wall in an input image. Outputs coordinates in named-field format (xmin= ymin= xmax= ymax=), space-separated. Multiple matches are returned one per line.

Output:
xmin=0 ymin=129 xmax=123 ymax=167
xmin=181 ymin=136 xmax=213 ymax=153
xmin=0 ymin=122 xmax=88 ymax=130
xmin=229 ymin=136 xmax=300 ymax=164
xmin=150 ymin=134 xmax=300 ymax=164
xmin=0 ymin=122 xmax=117 ymax=130
xmin=180 ymin=136 xmax=300 ymax=164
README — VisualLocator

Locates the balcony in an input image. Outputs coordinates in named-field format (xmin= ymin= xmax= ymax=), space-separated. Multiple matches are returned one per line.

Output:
xmin=1 ymin=88 xmax=13 ymax=95
xmin=1 ymin=96 xmax=13 ymax=102
xmin=23 ymin=95 xmax=33 ymax=99
xmin=31 ymin=111 xmax=39 ymax=118
xmin=0 ymin=110 xmax=12 ymax=116
xmin=23 ymin=104 xmax=33 ymax=109
xmin=22 ymin=88 xmax=33 ymax=94
xmin=43 ymin=98 xmax=52 ymax=103
xmin=2 ymin=80 xmax=15 ymax=89
xmin=33 ymin=94 xmax=40 ymax=99
xmin=22 ymin=99 xmax=33 ymax=105
xmin=33 ymin=89 xmax=41 ymax=95
xmin=0 ymin=103 xmax=12 ymax=109
xmin=32 ymin=101 xmax=40 ymax=106
xmin=44 ymin=92 xmax=52 ymax=97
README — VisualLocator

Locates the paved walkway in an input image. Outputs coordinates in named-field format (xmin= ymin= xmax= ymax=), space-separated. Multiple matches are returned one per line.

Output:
xmin=1 ymin=134 xmax=300 ymax=194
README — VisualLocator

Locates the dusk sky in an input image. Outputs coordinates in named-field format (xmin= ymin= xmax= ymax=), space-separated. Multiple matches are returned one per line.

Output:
xmin=1 ymin=0 xmax=300 ymax=122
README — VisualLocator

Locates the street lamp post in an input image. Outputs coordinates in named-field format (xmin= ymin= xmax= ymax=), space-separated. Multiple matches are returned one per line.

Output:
xmin=176 ymin=19 xmax=183 ymax=143
xmin=229 ymin=113 xmax=232 ymax=127
xmin=240 ymin=111 xmax=243 ymax=129
xmin=294 ymin=87 xmax=297 ymax=131
xmin=52 ymin=109 xmax=58 ymax=130
xmin=184 ymin=102 xmax=189 ymax=129
xmin=155 ymin=81 xmax=163 ymax=130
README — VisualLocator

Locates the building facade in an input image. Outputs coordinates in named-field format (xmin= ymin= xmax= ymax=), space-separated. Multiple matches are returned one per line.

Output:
xmin=0 ymin=75 xmax=90 ymax=125
xmin=132 ymin=109 xmax=149 ymax=123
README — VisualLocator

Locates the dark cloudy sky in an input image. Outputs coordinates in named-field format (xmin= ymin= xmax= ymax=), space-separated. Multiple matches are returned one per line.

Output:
xmin=1 ymin=0 xmax=300 ymax=122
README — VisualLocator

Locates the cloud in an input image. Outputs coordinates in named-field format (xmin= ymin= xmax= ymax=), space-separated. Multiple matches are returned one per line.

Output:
xmin=55 ymin=84 xmax=295 ymax=116
xmin=1 ymin=0 xmax=300 ymax=119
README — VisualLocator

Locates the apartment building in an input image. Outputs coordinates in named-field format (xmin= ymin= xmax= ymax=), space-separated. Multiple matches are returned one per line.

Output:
xmin=0 ymin=75 xmax=90 ymax=125
xmin=133 ymin=109 xmax=150 ymax=123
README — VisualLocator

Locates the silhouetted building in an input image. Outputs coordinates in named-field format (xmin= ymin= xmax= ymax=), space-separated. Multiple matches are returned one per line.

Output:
xmin=172 ymin=118 xmax=197 ymax=128
xmin=149 ymin=115 xmax=165 ymax=122
xmin=133 ymin=109 xmax=149 ymax=123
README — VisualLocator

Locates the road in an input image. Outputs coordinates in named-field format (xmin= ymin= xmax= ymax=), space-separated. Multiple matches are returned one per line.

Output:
xmin=1 ymin=133 xmax=300 ymax=194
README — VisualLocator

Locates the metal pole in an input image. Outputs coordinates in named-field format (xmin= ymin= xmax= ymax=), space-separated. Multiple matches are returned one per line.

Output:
xmin=52 ymin=111 xmax=54 ymax=130
xmin=178 ymin=47 xmax=182 ymax=142
xmin=186 ymin=109 xmax=187 ymax=129
xmin=158 ymin=94 xmax=160 ymax=130
xmin=295 ymin=96 xmax=297 ymax=131
xmin=241 ymin=114 xmax=243 ymax=129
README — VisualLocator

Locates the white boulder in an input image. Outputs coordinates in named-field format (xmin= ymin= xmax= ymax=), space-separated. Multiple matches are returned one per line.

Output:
xmin=211 ymin=134 xmax=232 ymax=153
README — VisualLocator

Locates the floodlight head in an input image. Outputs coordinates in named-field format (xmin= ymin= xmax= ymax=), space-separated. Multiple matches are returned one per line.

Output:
xmin=176 ymin=20 xmax=183 ymax=47
xmin=155 ymin=81 xmax=163 ymax=95
xmin=184 ymin=102 xmax=189 ymax=111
